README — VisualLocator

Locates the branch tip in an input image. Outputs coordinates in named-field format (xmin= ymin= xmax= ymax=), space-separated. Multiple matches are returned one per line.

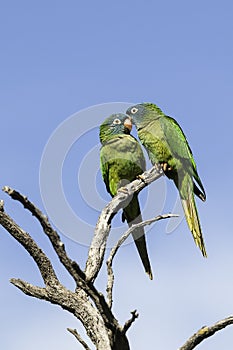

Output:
xmin=0 ymin=200 xmax=4 ymax=211
xmin=123 ymin=310 xmax=139 ymax=334
xmin=67 ymin=328 xmax=91 ymax=350
xmin=179 ymin=315 xmax=233 ymax=350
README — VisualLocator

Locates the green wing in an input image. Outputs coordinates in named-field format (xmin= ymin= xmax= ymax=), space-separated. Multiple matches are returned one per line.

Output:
xmin=161 ymin=116 xmax=195 ymax=166
xmin=100 ymin=142 xmax=111 ymax=194
xmin=160 ymin=115 xmax=206 ymax=200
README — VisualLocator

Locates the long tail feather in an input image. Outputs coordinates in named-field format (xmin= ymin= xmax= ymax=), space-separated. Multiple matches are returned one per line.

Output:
xmin=131 ymin=217 xmax=153 ymax=280
xmin=123 ymin=195 xmax=153 ymax=279
xmin=180 ymin=178 xmax=207 ymax=257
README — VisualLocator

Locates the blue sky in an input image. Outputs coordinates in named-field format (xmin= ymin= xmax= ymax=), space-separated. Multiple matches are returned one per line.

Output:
xmin=1 ymin=1 xmax=233 ymax=349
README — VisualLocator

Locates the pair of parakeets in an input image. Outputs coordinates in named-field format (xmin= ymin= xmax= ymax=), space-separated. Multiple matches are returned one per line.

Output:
xmin=99 ymin=103 xmax=206 ymax=280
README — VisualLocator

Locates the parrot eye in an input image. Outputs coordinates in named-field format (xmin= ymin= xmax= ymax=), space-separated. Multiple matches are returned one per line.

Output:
xmin=113 ymin=118 xmax=121 ymax=125
xmin=131 ymin=107 xmax=138 ymax=114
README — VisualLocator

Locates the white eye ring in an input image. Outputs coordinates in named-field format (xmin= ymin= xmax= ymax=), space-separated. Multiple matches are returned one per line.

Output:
xmin=113 ymin=118 xmax=121 ymax=125
xmin=131 ymin=107 xmax=138 ymax=114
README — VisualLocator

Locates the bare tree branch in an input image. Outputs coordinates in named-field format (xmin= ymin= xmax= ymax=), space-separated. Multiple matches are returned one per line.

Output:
xmin=67 ymin=328 xmax=91 ymax=350
xmin=0 ymin=207 xmax=59 ymax=287
xmin=106 ymin=213 xmax=178 ymax=308
xmin=10 ymin=277 xmax=114 ymax=349
xmin=1 ymin=186 xmax=120 ymax=331
xmin=85 ymin=165 xmax=164 ymax=283
xmin=0 ymin=190 xmax=130 ymax=349
xmin=122 ymin=310 xmax=139 ymax=334
xmin=178 ymin=316 xmax=233 ymax=350
xmin=2 ymin=186 xmax=86 ymax=284
xmin=10 ymin=278 xmax=49 ymax=299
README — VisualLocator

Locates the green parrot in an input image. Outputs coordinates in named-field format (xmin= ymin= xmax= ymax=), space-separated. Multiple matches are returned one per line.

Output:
xmin=126 ymin=103 xmax=207 ymax=257
xmin=99 ymin=113 xmax=153 ymax=279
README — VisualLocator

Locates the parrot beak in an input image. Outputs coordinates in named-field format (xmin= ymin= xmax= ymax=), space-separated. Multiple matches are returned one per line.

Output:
xmin=124 ymin=117 xmax=132 ymax=131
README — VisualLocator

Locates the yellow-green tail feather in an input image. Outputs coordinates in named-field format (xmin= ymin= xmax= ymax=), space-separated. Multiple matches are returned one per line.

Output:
xmin=181 ymin=189 xmax=207 ymax=257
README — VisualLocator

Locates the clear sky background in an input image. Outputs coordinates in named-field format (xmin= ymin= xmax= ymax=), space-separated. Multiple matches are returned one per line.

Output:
xmin=1 ymin=1 xmax=233 ymax=349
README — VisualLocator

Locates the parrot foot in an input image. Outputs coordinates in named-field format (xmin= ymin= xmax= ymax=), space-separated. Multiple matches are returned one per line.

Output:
xmin=137 ymin=174 xmax=146 ymax=183
xmin=161 ymin=162 xmax=172 ymax=172
xmin=117 ymin=186 xmax=129 ymax=194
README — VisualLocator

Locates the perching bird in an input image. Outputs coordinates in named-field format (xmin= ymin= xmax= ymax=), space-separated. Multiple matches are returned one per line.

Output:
xmin=126 ymin=103 xmax=207 ymax=257
xmin=99 ymin=113 xmax=153 ymax=279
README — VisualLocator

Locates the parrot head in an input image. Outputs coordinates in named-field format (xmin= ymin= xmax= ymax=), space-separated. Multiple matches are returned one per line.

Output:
xmin=126 ymin=103 xmax=163 ymax=129
xmin=99 ymin=113 xmax=132 ymax=144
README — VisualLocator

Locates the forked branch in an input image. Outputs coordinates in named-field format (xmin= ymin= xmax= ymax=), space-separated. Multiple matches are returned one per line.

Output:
xmin=85 ymin=165 xmax=164 ymax=282
xmin=106 ymin=213 xmax=178 ymax=308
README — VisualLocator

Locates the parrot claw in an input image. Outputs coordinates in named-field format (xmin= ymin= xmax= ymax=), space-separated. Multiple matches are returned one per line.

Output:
xmin=137 ymin=174 xmax=146 ymax=183
xmin=161 ymin=162 xmax=172 ymax=172
xmin=117 ymin=187 xmax=129 ymax=194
